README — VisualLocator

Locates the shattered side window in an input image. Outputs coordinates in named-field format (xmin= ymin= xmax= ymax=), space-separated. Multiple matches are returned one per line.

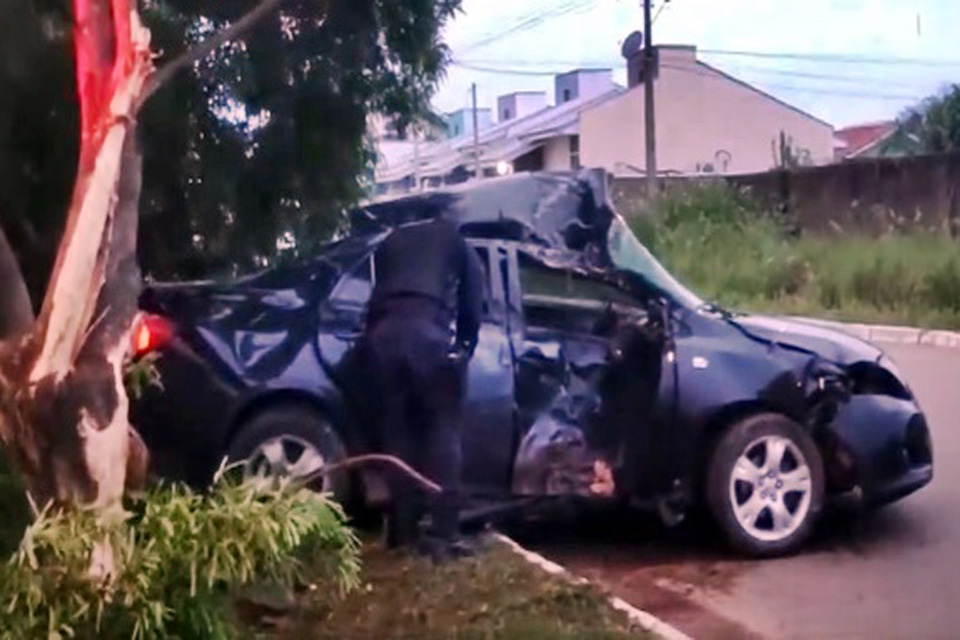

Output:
xmin=330 ymin=255 xmax=373 ymax=306
xmin=473 ymin=246 xmax=492 ymax=319
xmin=518 ymin=254 xmax=643 ymax=336
xmin=518 ymin=254 xmax=638 ymax=308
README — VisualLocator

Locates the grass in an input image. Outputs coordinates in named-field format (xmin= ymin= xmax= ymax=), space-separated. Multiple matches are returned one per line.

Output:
xmin=0 ymin=461 xmax=640 ymax=639
xmin=627 ymin=182 xmax=960 ymax=329
xmin=285 ymin=537 xmax=644 ymax=639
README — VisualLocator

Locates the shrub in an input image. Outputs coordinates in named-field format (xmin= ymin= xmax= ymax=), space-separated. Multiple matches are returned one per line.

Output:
xmin=0 ymin=476 xmax=360 ymax=639
xmin=623 ymin=181 xmax=960 ymax=329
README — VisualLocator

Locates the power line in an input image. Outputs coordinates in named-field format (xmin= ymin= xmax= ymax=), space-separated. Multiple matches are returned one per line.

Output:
xmin=661 ymin=63 xmax=924 ymax=101
xmin=458 ymin=57 xmax=622 ymax=69
xmin=461 ymin=0 xmax=597 ymax=54
xmin=460 ymin=55 xmax=917 ymax=83
xmin=460 ymin=48 xmax=960 ymax=69
xmin=452 ymin=61 xmax=559 ymax=77
xmin=455 ymin=55 xmax=940 ymax=93
xmin=699 ymin=48 xmax=960 ymax=67
xmin=450 ymin=58 xmax=927 ymax=101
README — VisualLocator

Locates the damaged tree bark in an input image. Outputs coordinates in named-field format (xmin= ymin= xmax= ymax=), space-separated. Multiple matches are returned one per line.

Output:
xmin=0 ymin=0 xmax=152 ymax=510
xmin=0 ymin=0 xmax=285 ymax=512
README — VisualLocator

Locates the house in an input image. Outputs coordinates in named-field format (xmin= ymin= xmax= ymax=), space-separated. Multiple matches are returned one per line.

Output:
xmin=374 ymin=69 xmax=623 ymax=195
xmin=446 ymin=107 xmax=493 ymax=139
xmin=834 ymin=120 xmax=901 ymax=160
xmin=373 ymin=44 xmax=837 ymax=194
xmin=581 ymin=45 xmax=835 ymax=176
xmin=367 ymin=113 xmax=447 ymax=190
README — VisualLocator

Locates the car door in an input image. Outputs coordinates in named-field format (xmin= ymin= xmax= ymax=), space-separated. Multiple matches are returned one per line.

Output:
xmin=317 ymin=240 xmax=518 ymax=497
xmin=460 ymin=241 xmax=518 ymax=497
xmin=504 ymin=245 xmax=665 ymax=498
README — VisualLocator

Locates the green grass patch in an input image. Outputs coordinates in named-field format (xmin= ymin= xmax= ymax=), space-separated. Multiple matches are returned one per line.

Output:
xmin=627 ymin=182 xmax=960 ymax=329
xmin=2 ymin=461 xmax=639 ymax=639
xmin=287 ymin=538 xmax=644 ymax=639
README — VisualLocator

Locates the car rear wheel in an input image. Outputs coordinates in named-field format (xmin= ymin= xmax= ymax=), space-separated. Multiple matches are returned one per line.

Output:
xmin=707 ymin=413 xmax=825 ymax=557
xmin=227 ymin=404 xmax=350 ymax=502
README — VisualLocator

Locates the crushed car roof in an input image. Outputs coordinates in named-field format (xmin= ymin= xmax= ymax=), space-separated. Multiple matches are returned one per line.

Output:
xmin=350 ymin=170 xmax=615 ymax=261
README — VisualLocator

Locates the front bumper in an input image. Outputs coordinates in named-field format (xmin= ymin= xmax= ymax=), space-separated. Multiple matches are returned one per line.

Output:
xmin=828 ymin=395 xmax=933 ymax=507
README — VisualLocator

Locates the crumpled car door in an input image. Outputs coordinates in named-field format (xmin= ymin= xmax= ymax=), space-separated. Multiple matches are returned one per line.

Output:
xmin=507 ymin=247 xmax=663 ymax=499
xmin=460 ymin=243 xmax=519 ymax=496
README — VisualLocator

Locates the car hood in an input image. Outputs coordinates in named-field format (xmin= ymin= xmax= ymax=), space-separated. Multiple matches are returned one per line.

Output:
xmin=730 ymin=315 xmax=883 ymax=365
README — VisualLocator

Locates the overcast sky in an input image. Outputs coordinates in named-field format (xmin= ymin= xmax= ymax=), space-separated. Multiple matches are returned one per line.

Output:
xmin=434 ymin=0 xmax=960 ymax=128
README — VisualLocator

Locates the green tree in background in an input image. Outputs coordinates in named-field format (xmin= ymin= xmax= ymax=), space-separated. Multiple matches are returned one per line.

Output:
xmin=0 ymin=0 xmax=78 ymax=311
xmin=0 ymin=0 xmax=462 ymax=303
xmin=885 ymin=84 xmax=960 ymax=156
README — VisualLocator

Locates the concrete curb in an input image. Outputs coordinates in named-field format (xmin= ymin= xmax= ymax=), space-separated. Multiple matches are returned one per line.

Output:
xmin=791 ymin=317 xmax=960 ymax=349
xmin=492 ymin=533 xmax=692 ymax=640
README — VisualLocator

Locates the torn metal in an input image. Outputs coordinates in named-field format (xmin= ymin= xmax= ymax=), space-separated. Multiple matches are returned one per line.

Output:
xmin=134 ymin=170 xmax=932 ymax=522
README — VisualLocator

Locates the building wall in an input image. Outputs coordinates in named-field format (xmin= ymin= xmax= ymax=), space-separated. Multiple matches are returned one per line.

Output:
xmin=498 ymin=92 xmax=548 ymax=122
xmin=447 ymin=108 xmax=493 ymax=139
xmin=555 ymin=69 xmax=614 ymax=105
xmin=543 ymin=136 xmax=572 ymax=171
xmin=580 ymin=48 xmax=835 ymax=176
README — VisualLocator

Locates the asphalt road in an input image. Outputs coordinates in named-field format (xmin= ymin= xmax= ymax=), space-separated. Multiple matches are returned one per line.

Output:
xmin=513 ymin=344 xmax=960 ymax=639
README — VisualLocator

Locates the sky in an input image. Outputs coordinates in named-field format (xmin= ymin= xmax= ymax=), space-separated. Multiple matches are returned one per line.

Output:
xmin=434 ymin=0 xmax=960 ymax=128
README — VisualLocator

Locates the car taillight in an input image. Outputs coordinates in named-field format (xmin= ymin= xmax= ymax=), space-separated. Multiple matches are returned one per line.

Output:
xmin=131 ymin=314 xmax=174 ymax=358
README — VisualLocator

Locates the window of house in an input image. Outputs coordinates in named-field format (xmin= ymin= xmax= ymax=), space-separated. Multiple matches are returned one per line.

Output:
xmin=570 ymin=135 xmax=581 ymax=170
xmin=562 ymin=88 xmax=572 ymax=102
xmin=503 ymin=108 xmax=511 ymax=121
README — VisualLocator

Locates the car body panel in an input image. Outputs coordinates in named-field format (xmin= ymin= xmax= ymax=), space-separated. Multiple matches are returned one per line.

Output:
xmin=133 ymin=170 xmax=933 ymax=514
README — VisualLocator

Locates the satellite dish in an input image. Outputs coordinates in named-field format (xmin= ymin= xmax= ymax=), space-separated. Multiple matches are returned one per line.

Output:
xmin=621 ymin=30 xmax=644 ymax=60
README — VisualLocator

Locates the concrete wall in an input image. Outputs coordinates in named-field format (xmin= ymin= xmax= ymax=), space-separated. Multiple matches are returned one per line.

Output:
xmin=580 ymin=47 xmax=835 ymax=176
xmin=610 ymin=152 xmax=960 ymax=235
xmin=543 ymin=136 xmax=573 ymax=171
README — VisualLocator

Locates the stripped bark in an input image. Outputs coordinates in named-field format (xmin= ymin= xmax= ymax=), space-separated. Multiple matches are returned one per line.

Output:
xmin=0 ymin=2 xmax=152 ymax=510
xmin=0 ymin=0 xmax=290 ymax=512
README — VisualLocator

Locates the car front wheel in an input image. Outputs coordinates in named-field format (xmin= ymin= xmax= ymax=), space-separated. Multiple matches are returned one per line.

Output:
xmin=707 ymin=413 xmax=825 ymax=557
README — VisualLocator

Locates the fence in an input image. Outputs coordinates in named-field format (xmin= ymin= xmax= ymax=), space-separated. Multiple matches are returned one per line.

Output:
xmin=611 ymin=151 xmax=960 ymax=235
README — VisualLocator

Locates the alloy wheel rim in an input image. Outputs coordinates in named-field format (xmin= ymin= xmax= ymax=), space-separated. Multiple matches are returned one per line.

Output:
xmin=244 ymin=434 xmax=328 ymax=490
xmin=729 ymin=435 xmax=813 ymax=542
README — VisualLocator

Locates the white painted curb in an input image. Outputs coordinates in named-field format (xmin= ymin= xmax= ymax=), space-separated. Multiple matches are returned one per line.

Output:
xmin=792 ymin=317 xmax=960 ymax=349
xmin=492 ymin=533 xmax=693 ymax=640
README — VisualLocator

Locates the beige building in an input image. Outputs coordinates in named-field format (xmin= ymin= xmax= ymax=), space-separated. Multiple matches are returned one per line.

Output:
xmin=580 ymin=46 xmax=835 ymax=176
xmin=375 ymin=71 xmax=620 ymax=194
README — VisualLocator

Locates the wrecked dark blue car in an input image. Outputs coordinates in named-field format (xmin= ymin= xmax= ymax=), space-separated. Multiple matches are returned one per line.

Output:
xmin=132 ymin=170 xmax=933 ymax=557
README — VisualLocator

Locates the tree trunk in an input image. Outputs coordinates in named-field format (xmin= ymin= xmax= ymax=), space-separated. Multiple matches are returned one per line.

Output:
xmin=0 ymin=0 xmax=287 ymax=513
xmin=0 ymin=0 xmax=152 ymax=511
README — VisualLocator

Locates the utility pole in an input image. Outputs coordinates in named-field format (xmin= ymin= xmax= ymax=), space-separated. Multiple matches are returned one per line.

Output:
xmin=643 ymin=0 xmax=658 ymax=198
xmin=472 ymin=82 xmax=481 ymax=180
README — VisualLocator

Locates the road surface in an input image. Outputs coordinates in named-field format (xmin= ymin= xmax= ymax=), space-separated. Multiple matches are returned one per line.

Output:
xmin=513 ymin=344 xmax=960 ymax=639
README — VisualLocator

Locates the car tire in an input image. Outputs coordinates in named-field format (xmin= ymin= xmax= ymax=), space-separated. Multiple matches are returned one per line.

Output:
xmin=227 ymin=404 xmax=351 ymax=504
xmin=707 ymin=413 xmax=825 ymax=557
